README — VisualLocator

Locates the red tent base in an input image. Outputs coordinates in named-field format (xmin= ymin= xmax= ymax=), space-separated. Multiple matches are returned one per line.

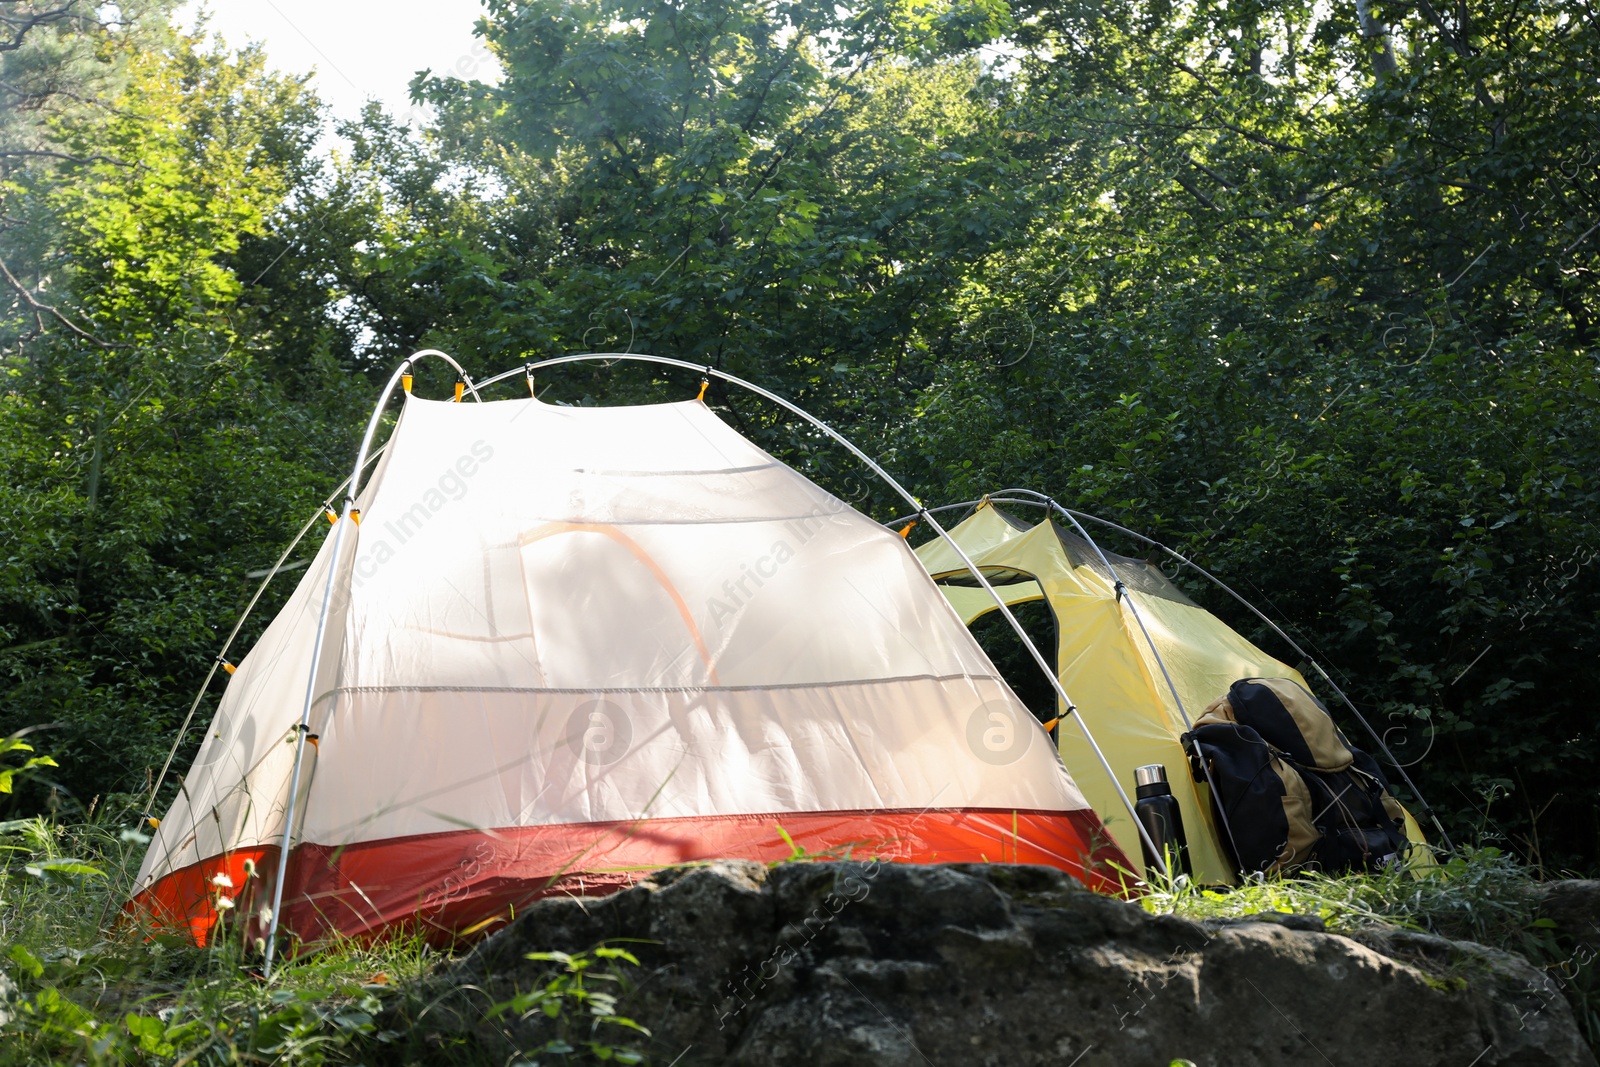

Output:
xmin=129 ymin=807 xmax=1136 ymax=948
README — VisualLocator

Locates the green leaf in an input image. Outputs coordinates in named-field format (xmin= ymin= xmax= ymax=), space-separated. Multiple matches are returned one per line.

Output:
xmin=24 ymin=858 xmax=106 ymax=880
xmin=8 ymin=945 xmax=44 ymax=979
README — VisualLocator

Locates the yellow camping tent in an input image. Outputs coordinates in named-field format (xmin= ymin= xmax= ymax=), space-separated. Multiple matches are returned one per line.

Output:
xmin=916 ymin=498 xmax=1432 ymax=883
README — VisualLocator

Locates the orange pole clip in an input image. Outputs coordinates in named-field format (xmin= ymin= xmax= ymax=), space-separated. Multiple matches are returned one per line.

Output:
xmin=526 ymin=371 xmax=536 ymax=398
xmin=220 ymin=659 xmax=236 ymax=676
xmin=401 ymin=373 xmax=413 ymax=394
xmin=454 ymin=380 xmax=465 ymax=402
xmin=325 ymin=509 xmax=338 ymax=525
xmin=697 ymin=379 xmax=710 ymax=402
xmin=898 ymin=520 xmax=918 ymax=538
xmin=350 ymin=509 xmax=362 ymax=526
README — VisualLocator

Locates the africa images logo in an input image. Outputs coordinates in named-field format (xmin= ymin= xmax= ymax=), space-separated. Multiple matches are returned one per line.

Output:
xmin=966 ymin=699 xmax=1033 ymax=766
xmin=564 ymin=699 xmax=633 ymax=765
xmin=350 ymin=439 xmax=495 ymax=589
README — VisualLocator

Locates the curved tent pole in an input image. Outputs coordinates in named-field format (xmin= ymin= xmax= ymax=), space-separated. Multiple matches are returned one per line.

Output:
xmin=410 ymin=349 xmax=485 ymax=403
xmin=884 ymin=499 xmax=1019 ymax=524
xmin=1062 ymin=508 xmax=1455 ymax=854
xmin=889 ymin=492 xmax=1454 ymax=855
xmin=140 ymin=447 xmax=388 ymax=831
xmin=262 ymin=352 xmax=464 ymax=976
xmin=474 ymin=352 xmax=1169 ymax=881
xmin=254 ymin=352 xmax=1169 ymax=972
xmin=991 ymin=488 xmax=1247 ymax=872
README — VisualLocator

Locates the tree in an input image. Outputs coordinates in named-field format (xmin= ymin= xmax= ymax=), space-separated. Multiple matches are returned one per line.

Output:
xmin=0 ymin=8 xmax=363 ymax=807
xmin=891 ymin=0 xmax=1600 ymax=866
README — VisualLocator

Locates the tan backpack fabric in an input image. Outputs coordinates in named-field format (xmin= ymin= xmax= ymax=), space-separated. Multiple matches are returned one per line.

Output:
xmin=1188 ymin=678 xmax=1410 ymax=876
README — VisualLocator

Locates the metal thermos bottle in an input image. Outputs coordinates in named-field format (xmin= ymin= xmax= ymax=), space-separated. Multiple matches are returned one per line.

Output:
xmin=1134 ymin=763 xmax=1191 ymax=879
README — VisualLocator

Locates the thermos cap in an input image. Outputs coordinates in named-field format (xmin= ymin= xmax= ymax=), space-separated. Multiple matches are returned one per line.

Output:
xmin=1134 ymin=764 xmax=1168 ymax=788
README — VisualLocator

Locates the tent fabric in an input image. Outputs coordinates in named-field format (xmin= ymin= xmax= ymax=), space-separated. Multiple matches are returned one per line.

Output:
xmin=917 ymin=501 xmax=1430 ymax=884
xmin=132 ymin=398 xmax=1131 ymax=946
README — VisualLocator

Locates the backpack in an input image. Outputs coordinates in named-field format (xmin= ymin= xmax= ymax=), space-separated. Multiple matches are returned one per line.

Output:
xmin=1182 ymin=678 xmax=1409 ymax=877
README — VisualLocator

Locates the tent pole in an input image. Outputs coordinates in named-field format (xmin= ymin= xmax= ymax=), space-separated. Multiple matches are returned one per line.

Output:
xmin=1063 ymin=508 xmax=1455 ymax=854
xmin=893 ymin=494 xmax=1453 ymax=856
xmin=261 ymin=355 xmax=432 ymax=977
xmin=472 ymin=352 xmax=1171 ymax=882
xmin=1000 ymin=488 xmax=1248 ymax=874
xmin=141 ymin=446 xmax=390 ymax=833
xmin=407 ymin=349 xmax=485 ymax=402
xmin=884 ymin=499 xmax=993 ymax=524
xmin=261 ymin=498 xmax=351 ymax=978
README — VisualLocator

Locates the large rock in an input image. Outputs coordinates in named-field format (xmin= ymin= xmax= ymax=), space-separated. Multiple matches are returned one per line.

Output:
xmin=1539 ymin=880 xmax=1600 ymax=950
xmin=388 ymin=862 xmax=1593 ymax=1066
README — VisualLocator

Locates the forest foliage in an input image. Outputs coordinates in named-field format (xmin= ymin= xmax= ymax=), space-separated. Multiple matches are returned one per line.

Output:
xmin=1 ymin=0 xmax=1598 ymax=871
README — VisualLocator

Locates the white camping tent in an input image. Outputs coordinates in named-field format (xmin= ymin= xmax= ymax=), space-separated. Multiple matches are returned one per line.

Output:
xmin=132 ymin=361 xmax=1131 ymax=953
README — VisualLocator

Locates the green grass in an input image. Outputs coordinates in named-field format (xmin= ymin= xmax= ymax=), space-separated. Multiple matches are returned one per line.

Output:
xmin=0 ymin=798 xmax=442 ymax=1066
xmin=1143 ymin=848 xmax=1541 ymax=944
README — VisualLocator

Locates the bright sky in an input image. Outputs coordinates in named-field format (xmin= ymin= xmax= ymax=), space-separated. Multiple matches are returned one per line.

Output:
xmin=176 ymin=0 xmax=501 ymax=125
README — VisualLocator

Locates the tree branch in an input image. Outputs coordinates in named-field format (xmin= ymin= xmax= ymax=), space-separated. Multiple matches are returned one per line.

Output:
xmin=0 ymin=255 xmax=120 ymax=347
xmin=1186 ymin=153 xmax=1237 ymax=190
xmin=0 ymin=1 xmax=88 ymax=53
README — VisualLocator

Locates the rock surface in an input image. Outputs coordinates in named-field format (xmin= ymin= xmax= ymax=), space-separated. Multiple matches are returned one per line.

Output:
xmin=1540 ymin=880 xmax=1600 ymax=951
xmin=389 ymin=862 xmax=1594 ymax=1066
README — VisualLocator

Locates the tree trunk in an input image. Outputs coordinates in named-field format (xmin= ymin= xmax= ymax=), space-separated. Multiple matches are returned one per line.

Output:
xmin=1355 ymin=0 xmax=1400 ymax=84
